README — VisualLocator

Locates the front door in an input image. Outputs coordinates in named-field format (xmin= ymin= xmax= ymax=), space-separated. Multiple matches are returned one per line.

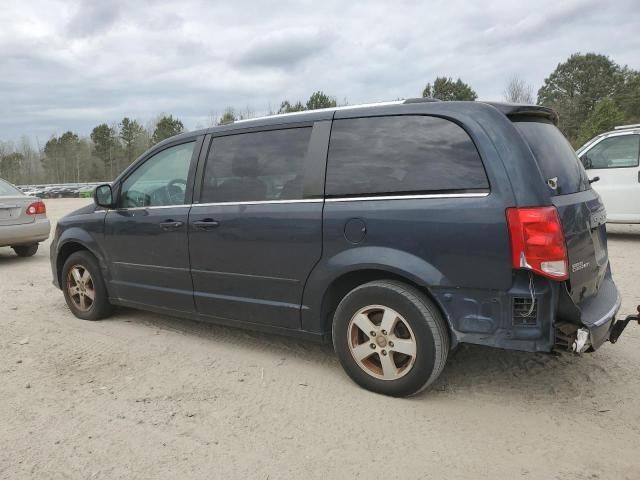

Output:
xmin=104 ymin=139 xmax=201 ymax=312
xmin=581 ymin=133 xmax=640 ymax=223
xmin=188 ymin=123 xmax=328 ymax=329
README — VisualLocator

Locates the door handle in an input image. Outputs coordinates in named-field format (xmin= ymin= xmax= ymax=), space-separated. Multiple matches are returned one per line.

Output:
xmin=192 ymin=219 xmax=220 ymax=230
xmin=159 ymin=220 xmax=184 ymax=230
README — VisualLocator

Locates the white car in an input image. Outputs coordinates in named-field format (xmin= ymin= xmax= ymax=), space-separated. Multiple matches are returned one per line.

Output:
xmin=0 ymin=178 xmax=50 ymax=256
xmin=577 ymin=124 xmax=640 ymax=224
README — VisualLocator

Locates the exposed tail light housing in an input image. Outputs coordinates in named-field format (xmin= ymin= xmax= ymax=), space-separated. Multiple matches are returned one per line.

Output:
xmin=506 ymin=206 xmax=568 ymax=281
xmin=26 ymin=201 xmax=46 ymax=216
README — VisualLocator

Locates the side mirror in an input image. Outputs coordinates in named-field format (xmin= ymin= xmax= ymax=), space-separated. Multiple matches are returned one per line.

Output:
xmin=94 ymin=184 xmax=115 ymax=208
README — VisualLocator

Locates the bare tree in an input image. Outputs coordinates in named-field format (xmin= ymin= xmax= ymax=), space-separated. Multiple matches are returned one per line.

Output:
xmin=503 ymin=76 xmax=534 ymax=104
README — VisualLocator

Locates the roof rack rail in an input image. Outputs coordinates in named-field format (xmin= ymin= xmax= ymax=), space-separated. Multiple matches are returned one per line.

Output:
xmin=233 ymin=100 xmax=404 ymax=124
xmin=614 ymin=123 xmax=640 ymax=130
xmin=403 ymin=97 xmax=441 ymax=104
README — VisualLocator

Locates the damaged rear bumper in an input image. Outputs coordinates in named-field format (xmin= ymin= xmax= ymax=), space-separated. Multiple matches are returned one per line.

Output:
xmin=555 ymin=276 xmax=639 ymax=352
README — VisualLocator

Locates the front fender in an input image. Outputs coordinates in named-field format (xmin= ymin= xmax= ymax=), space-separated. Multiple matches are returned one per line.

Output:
xmin=301 ymin=246 xmax=446 ymax=333
xmin=53 ymin=213 xmax=108 ymax=288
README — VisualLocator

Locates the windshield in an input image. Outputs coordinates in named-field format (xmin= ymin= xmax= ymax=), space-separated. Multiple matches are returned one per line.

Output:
xmin=0 ymin=179 xmax=23 ymax=196
xmin=513 ymin=119 xmax=591 ymax=195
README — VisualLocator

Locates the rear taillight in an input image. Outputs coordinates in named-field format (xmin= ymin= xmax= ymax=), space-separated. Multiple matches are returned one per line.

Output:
xmin=26 ymin=201 xmax=46 ymax=216
xmin=506 ymin=206 xmax=568 ymax=281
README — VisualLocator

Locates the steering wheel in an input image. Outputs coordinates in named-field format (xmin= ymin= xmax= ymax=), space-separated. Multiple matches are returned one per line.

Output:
xmin=167 ymin=178 xmax=187 ymax=204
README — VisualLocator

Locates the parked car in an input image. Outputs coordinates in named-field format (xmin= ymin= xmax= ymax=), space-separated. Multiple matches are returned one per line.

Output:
xmin=577 ymin=123 xmax=640 ymax=223
xmin=77 ymin=185 xmax=96 ymax=198
xmin=0 ymin=178 xmax=50 ymax=256
xmin=50 ymin=100 xmax=635 ymax=397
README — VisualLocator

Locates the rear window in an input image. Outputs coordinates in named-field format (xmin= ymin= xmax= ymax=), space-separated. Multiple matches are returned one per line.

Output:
xmin=0 ymin=179 xmax=23 ymax=196
xmin=513 ymin=119 xmax=590 ymax=195
xmin=326 ymin=115 xmax=489 ymax=197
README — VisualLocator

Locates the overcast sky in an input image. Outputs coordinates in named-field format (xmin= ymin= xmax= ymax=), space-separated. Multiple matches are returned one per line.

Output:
xmin=1 ymin=0 xmax=639 ymax=142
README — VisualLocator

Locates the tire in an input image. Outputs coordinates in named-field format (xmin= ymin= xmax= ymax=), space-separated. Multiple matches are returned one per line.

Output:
xmin=332 ymin=280 xmax=449 ymax=397
xmin=12 ymin=244 xmax=39 ymax=257
xmin=61 ymin=251 xmax=113 ymax=320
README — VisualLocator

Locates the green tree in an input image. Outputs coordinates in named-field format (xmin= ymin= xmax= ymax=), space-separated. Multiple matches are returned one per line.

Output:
xmin=278 ymin=100 xmax=306 ymax=114
xmin=576 ymin=99 xmax=625 ymax=147
xmin=422 ymin=77 xmax=477 ymax=101
xmin=306 ymin=91 xmax=336 ymax=110
xmin=43 ymin=136 xmax=62 ymax=183
xmin=58 ymin=131 xmax=81 ymax=182
xmin=0 ymin=152 xmax=24 ymax=184
xmin=217 ymin=108 xmax=238 ymax=125
xmin=91 ymin=124 xmax=118 ymax=180
xmin=615 ymin=69 xmax=640 ymax=123
xmin=151 ymin=115 xmax=184 ymax=145
xmin=537 ymin=53 xmax=623 ymax=144
xmin=119 ymin=117 xmax=145 ymax=169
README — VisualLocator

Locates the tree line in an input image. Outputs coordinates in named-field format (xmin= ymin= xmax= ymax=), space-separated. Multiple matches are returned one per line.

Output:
xmin=1 ymin=52 xmax=639 ymax=185
xmin=0 ymin=115 xmax=184 ymax=185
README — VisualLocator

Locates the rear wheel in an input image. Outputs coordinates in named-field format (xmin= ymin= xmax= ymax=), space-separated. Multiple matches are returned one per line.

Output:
xmin=332 ymin=280 xmax=449 ymax=397
xmin=62 ymin=251 xmax=113 ymax=320
xmin=12 ymin=244 xmax=38 ymax=257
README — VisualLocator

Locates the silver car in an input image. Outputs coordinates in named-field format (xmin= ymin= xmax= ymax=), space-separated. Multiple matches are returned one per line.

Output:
xmin=0 ymin=178 xmax=50 ymax=256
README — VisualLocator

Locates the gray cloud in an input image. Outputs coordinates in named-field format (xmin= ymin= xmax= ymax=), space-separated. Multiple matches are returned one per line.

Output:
xmin=234 ymin=29 xmax=331 ymax=69
xmin=0 ymin=0 xmax=639 ymax=142
xmin=66 ymin=0 xmax=122 ymax=37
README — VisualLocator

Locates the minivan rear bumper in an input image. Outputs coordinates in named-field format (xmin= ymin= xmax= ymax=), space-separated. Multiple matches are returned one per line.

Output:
xmin=573 ymin=275 xmax=621 ymax=350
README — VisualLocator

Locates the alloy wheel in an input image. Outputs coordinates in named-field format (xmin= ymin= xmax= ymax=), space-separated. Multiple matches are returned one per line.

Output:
xmin=66 ymin=265 xmax=96 ymax=312
xmin=347 ymin=305 xmax=417 ymax=380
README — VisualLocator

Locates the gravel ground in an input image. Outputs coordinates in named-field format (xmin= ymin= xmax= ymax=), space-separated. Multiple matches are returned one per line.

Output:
xmin=1 ymin=198 xmax=639 ymax=480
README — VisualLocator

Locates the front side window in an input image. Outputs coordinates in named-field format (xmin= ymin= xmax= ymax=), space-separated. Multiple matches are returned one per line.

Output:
xmin=121 ymin=141 xmax=195 ymax=207
xmin=200 ymin=127 xmax=312 ymax=203
xmin=326 ymin=115 xmax=489 ymax=197
xmin=582 ymin=135 xmax=640 ymax=169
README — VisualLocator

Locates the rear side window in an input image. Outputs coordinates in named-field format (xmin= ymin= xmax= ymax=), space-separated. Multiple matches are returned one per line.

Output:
xmin=512 ymin=119 xmax=590 ymax=195
xmin=201 ymin=127 xmax=312 ymax=203
xmin=326 ymin=115 xmax=488 ymax=197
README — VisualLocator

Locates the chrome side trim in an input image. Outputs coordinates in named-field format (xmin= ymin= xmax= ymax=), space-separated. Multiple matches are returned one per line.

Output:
xmin=325 ymin=192 xmax=489 ymax=202
xmin=192 ymin=199 xmax=323 ymax=207
xmin=113 ymin=204 xmax=191 ymax=212
xmin=107 ymin=193 xmax=487 ymax=211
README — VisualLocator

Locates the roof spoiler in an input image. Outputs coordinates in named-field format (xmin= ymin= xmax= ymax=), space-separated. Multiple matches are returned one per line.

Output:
xmin=481 ymin=102 xmax=559 ymax=125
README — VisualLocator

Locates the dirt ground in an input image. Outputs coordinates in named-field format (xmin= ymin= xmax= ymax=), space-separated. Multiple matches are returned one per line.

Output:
xmin=1 ymin=198 xmax=639 ymax=480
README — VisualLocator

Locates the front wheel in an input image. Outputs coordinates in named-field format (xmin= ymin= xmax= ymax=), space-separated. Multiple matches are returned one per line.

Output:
xmin=61 ymin=251 xmax=113 ymax=320
xmin=332 ymin=280 xmax=449 ymax=397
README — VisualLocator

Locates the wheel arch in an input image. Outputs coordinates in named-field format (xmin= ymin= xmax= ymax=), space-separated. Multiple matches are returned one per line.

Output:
xmin=301 ymin=247 xmax=452 ymax=340
xmin=55 ymin=229 xmax=107 ymax=289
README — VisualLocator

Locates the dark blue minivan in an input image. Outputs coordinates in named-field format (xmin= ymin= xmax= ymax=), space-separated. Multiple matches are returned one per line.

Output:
xmin=51 ymin=100 xmax=633 ymax=396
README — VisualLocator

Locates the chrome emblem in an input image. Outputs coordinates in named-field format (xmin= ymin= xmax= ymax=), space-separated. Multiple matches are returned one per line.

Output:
xmin=571 ymin=261 xmax=590 ymax=273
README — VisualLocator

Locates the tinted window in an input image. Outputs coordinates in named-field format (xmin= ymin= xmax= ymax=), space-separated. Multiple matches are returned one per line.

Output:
xmin=582 ymin=135 xmax=639 ymax=169
xmin=201 ymin=127 xmax=312 ymax=203
xmin=121 ymin=141 xmax=195 ymax=207
xmin=0 ymin=179 xmax=23 ymax=196
xmin=326 ymin=116 xmax=488 ymax=196
xmin=513 ymin=119 xmax=590 ymax=195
